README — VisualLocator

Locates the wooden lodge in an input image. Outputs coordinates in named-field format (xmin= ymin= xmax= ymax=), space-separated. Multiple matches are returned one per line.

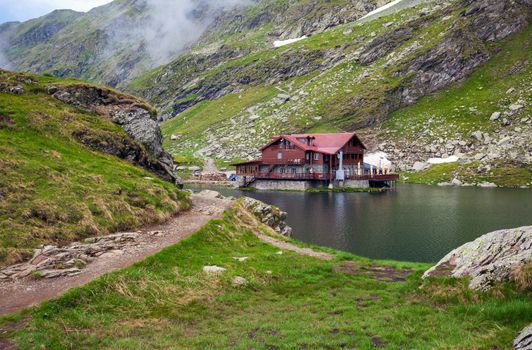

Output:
xmin=233 ymin=132 xmax=399 ymax=190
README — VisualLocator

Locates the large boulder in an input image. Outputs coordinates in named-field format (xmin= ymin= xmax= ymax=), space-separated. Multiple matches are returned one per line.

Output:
xmin=423 ymin=226 xmax=532 ymax=290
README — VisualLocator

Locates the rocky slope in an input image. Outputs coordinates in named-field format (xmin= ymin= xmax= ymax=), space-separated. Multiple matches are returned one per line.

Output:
xmin=0 ymin=69 xmax=189 ymax=267
xmin=2 ymin=0 xmax=530 ymax=187
xmin=0 ymin=0 xmax=388 ymax=89
xmin=48 ymin=83 xmax=179 ymax=183
xmin=142 ymin=0 xmax=530 ymax=186
xmin=0 ymin=0 xmax=252 ymax=88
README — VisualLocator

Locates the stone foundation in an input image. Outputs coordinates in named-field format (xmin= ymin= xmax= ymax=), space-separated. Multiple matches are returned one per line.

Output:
xmin=338 ymin=180 xmax=370 ymax=188
xmin=253 ymin=179 xmax=322 ymax=191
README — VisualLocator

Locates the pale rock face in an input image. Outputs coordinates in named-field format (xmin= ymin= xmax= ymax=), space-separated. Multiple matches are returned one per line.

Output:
xmin=514 ymin=324 xmax=532 ymax=350
xmin=423 ymin=226 xmax=532 ymax=290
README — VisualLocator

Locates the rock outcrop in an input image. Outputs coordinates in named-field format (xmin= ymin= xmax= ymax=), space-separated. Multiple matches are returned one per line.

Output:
xmin=241 ymin=197 xmax=293 ymax=237
xmin=48 ymin=84 xmax=180 ymax=185
xmin=514 ymin=324 xmax=532 ymax=350
xmin=423 ymin=226 xmax=532 ymax=290
xmin=0 ymin=231 xmax=165 ymax=280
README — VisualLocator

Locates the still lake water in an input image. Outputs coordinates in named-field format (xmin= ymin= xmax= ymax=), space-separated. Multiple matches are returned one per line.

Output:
xmin=189 ymin=184 xmax=531 ymax=263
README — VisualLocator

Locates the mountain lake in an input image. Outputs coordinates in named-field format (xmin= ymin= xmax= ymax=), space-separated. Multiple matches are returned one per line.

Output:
xmin=188 ymin=184 xmax=532 ymax=263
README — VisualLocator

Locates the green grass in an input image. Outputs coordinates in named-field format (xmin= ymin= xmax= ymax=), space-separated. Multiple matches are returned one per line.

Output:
xmin=403 ymin=162 xmax=532 ymax=187
xmin=402 ymin=163 xmax=461 ymax=185
xmin=0 ymin=70 xmax=190 ymax=266
xmin=1 ymin=200 xmax=529 ymax=349
xmin=384 ymin=27 xmax=531 ymax=139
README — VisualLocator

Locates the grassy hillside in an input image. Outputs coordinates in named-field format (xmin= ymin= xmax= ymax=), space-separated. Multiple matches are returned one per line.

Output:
xmin=1 ymin=200 xmax=529 ymax=348
xmin=380 ymin=27 xmax=532 ymax=187
xmin=0 ymin=70 xmax=189 ymax=267
xmin=155 ymin=0 xmax=530 ymax=187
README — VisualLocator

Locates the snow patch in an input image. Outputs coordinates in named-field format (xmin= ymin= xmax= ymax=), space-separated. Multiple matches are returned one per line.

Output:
xmin=360 ymin=0 xmax=405 ymax=20
xmin=364 ymin=152 xmax=392 ymax=167
xmin=273 ymin=36 xmax=308 ymax=48
xmin=427 ymin=155 xmax=459 ymax=164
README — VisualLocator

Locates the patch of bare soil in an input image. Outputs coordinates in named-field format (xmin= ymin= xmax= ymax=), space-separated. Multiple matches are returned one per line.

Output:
xmin=333 ymin=261 xmax=413 ymax=282
xmin=0 ymin=114 xmax=15 ymax=127
xmin=423 ymin=260 xmax=455 ymax=277
xmin=367 ymin=333 xmax=388 ymax=348
xmin=355 ymin=294 xmax=381 ymax=308
xmin=0 ymin=315 xmax=31 ymax=349
xmin=0 ymin=194 xmax=232 ymax=316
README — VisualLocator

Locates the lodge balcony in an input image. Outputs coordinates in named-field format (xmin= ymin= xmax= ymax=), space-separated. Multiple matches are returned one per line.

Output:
xmin=243 ymin=171 xmax=399 ymax=182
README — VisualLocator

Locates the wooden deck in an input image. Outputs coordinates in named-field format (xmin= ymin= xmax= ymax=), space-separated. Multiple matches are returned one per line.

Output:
xmin=243 ymin=172 xmax=399 ymax=181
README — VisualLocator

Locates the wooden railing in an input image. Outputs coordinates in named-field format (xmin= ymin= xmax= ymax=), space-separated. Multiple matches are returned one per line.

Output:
xmin=246 ymin=171 xmax=399 ymax=181
xmin=255 ymin=172 xmax=328 ymax=180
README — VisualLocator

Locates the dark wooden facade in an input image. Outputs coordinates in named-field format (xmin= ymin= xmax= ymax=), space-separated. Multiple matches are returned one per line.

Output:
xmin=234 ymin=133 xmax=397 ymax=182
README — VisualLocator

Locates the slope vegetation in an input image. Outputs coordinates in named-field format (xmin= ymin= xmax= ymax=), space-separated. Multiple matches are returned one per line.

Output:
xmin=0 ymin=70 xmax=189 ymax=267
xmin=1 ymin=200 xmax=529 ymax=349
xmin=142 ymin=0 xmax=530 ymax=187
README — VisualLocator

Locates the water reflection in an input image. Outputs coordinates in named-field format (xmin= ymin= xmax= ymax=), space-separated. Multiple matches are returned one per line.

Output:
xmin=190 ymin=184 xmax=532 ymax=263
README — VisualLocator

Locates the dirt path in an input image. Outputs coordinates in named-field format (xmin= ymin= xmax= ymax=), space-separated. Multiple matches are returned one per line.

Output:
xmin=0 ymin=194 xmax=232 ymax=316
xmin=255 ymin=233 xmax=334 ymax=260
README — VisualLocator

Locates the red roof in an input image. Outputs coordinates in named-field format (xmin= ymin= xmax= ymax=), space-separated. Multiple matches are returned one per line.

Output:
xmin=260 ymin=132 xmax=366 ymax=155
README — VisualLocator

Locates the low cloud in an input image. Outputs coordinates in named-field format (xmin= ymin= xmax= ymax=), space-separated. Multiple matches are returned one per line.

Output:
xmin=129 ymin=0 xmax=250 ymax=65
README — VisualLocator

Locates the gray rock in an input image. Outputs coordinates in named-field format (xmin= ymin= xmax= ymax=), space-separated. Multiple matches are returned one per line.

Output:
xmin=276 ymin=94 xmax=291 ymax=102
xmin=9 ymin=86 xmax=24 ymax=94
xmin=471 ymin=131 xmax=483 ymax=141
xmin=233 ymin=257 xmax=249 ymax=262
xmin=231 ymin=276 xmax=248 ymax=287
xmin=241 ymin=197 xmax=293 ymax=237
xmin=490 ymin=112 xmax=501 ymax=121
xmin=451 ymin=178 xmax=462 ymax=186
xmin=45 ymin=85 xmax=59 ymax=94
xmin=423 ymin=226 xmax=532 ymax=290
xmin=509 ymin=104 xmax=524 ymax=111
xmin=474 ymin=153 xmax=486 ymax=161
xmin=514 ymin=325 xmax=532 ymax=350
xmin=203 ymin=266 xmax=226 ymax=275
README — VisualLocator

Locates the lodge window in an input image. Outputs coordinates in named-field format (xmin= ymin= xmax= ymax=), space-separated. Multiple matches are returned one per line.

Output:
xmin=277 ymin=152 xmax=283 ymax=160
xmin=306 ymin=153 xmax=310 ymax=160
xmin=313 ymin=153 xmax=320 ymax=160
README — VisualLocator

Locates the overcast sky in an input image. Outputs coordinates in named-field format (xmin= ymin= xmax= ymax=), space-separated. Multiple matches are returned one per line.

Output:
xmin=0 ymin=0 xmax=113 ymax=23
